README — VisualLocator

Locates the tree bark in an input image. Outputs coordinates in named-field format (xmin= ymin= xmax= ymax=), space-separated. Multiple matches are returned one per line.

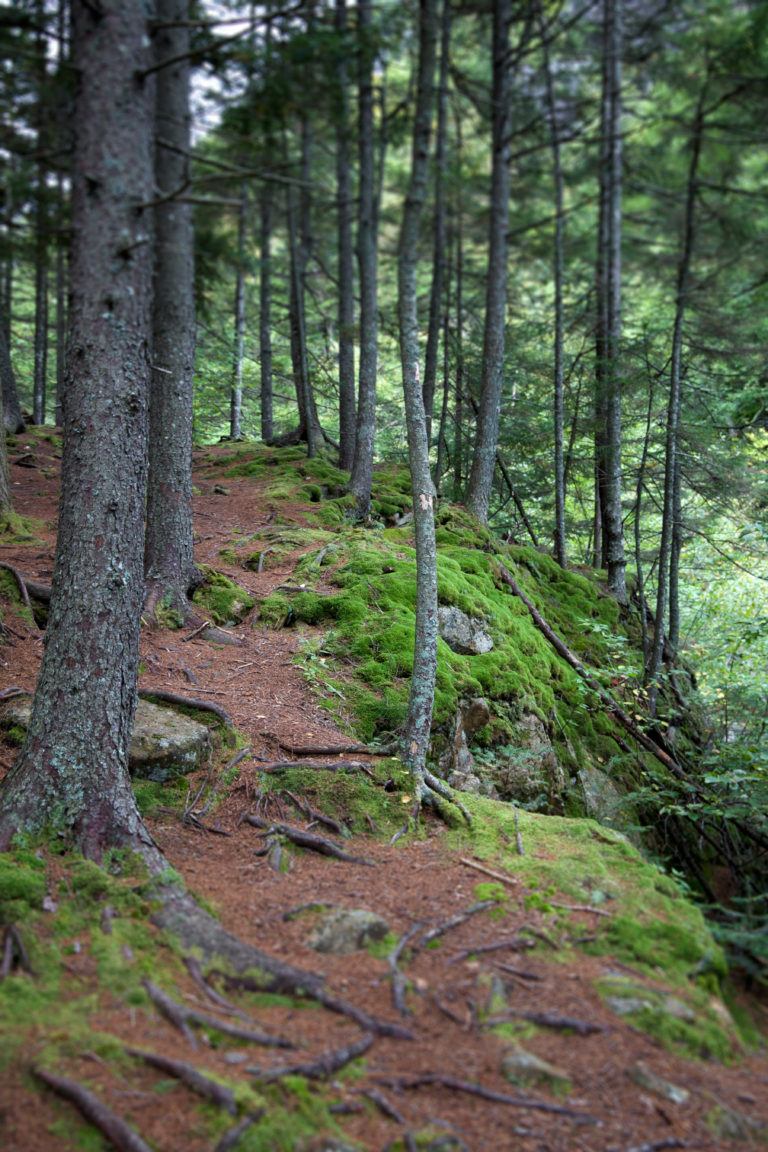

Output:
xmin=0 ymin=0 xmax=157 ymax=858
xmin=145 ymin=0 xmax=201 ymax=621
xmin=347 ymin=0 xmax=378 ymax=518
xmin=0 ymin=321 xmax=25 ymax=434
xmin=32 ymin=0 xmax=49 ymax=427
xmin=465 ymin=0 xmax=512 ymax=525
xmin=335 ymin=0 xmax=356 ymax=471
xmin=259 ymin=182 xmax=274 ymax=443
xmin=398 ymin=0 xmax=438 ymax=790
xmin=0 ymin=415 xmax=11 ymax=517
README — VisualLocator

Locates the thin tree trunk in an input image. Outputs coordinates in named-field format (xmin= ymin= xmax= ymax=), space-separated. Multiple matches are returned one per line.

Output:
xmin=54 ymin=0 xmax=69 ymax=427
xmin=259 ymin=183 xmax=274 ymax=443
xmin=348 ymin=0 xmax=378 ymax=518
xmin=336 ymin=0 xmax=356 ymax=471
xmin=0 ymin=413 xmax=11 ymax=517
xmin=0 ymin=0 xmax=157 ymax=858
xmin=669 ymin=451 xmax=683 ymax=653
xmin=287 ymin=180 xmax=316 ymax=457
xmin=0 ymin=321 xmax=25 ymax=434
xmin=465 ymin=0 xmax=512 ymax=525
xmin=538 ymin=0 xmax=566 ymax=566
xmin=634 ymin=373 xmax=654 ymax=667
xmin=423 ymin=0 xmax=450 ymax=446
xmin=398 ymin=0 xmax=438 ymax=791
xmin=435 ymin=228 xmax=452 ymax=486
xmin=594 ymin=0 xmax=626 ymax=601
xmin=646 ymin=86 xmax=705 ymax=711
xmin=453 ymin=110 xmax=464 ymax=494
xmin=32 ymin=0 xmax=48 ymax=426
xmin=144 ymin=0 xmax=201 ymax=619
xmin=231 ymin=182 xmax=247 ymax=441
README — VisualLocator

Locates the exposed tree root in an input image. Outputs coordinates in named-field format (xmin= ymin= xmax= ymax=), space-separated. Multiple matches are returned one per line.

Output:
xmin=421 ymin=769 xmax=472 ymax=824
xmin=270 ymin=737 xmax=396 ymax=757
xmin=246 ymin=1030 xmax=374 ymax=1081
xmin=372 ymin=1072 xmax=596 ymax=1120
xmin=242 ymin=813 xmax=376 ymax=865
xmin=281 ymin=790 xmax=345 ymax=835
xmin=127 ymin=1048 xmax=238 ymax=1113
xmin=387 ymin=923 xmax=424 ymax=1017
xmin=257 ymin=759 xmax=375 ymax=776
xmin=32 ymin=1067 xmax=153 ymax=1152
xmin=482 ymin=1010 xmax=609 ymax=1036
xmin=0 ymin=561 xmax=40 ymax=622
xmin=142 ymin=978 xmax=295 ymax=1049
xmin=459 ymin=856 xmax=519 ymax=889
xmin=419 ymin=899 xmax=499 ymax=947
xmin=138 ymin=688 xmax=234 ymax=728
xmin=214 ymin=1111 xmax=266 ymax=1152
xmin=446 ymin=935 xmax=536 ymax=965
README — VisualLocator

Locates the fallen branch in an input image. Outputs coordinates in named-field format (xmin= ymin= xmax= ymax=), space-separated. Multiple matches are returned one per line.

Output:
xmin=373 ymin=1072 xmax=594 ymax=1120
xmin=247 ymin=1031 xmax=374 ymax=1082
xmin=483 ymin=1010 xmax=608 ymax=1036
xmin=494 ymin=561 xmax=688 ymax=781
xmin=32 ymin=1067 xmax=153 ymax=1152
xmin=549 ymin=901 xmax=611 ymax=917
xmin=0 ymin=562 xmax=39 ymax=621
xmin=142 ymin=979 xmax=294 ymax=1049
xmin=270 ymin=737 xmax=392 ymax=757
xmin=243 ymin=813 xmax=375 ymax=865
xmin=126 ymin=1048 xmax=237 ymax=1114
xmin=138 ymin=688 xmax=233 ymax=728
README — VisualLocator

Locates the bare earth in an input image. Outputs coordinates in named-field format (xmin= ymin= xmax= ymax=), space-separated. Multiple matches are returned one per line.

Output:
xmin=1 ymin=430 xmax=767 ymax=1152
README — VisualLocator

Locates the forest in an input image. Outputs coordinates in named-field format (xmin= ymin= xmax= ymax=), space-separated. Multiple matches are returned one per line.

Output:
xmin=0 ymin=0 xmax=767 ymax=1146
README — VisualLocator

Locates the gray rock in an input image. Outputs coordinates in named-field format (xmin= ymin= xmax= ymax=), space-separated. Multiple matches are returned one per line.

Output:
xmin=437 ymin=605 xmax=494 ymax=655
xmin=501 ymin=1043 xmax=572 ymax=1092
xmin=706 ymin=1101 xmax=765 ymax=1142
xmin=495 ymin=714 xmax=566 ymax=813
xmin=2 ymin=699 xmax=211 ymax=784
xmin=579 ymin=763 xmax=626 ymax=828
xmin=627 ymin=1062 xmax=690 ymax=1105
xmin=306 ymin=908 xmax=389 ymax=955
xmin=433 ymin=697 xmax=497 ymax=798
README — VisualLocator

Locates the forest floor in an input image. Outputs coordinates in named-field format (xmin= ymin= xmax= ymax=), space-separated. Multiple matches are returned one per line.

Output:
xmin=0 ymin=428 xmax=767 ymax=1152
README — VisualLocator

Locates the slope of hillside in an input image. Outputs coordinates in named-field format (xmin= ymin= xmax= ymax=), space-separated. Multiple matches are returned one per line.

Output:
xmin=0 ymin=431 xmax=766 ymax=1152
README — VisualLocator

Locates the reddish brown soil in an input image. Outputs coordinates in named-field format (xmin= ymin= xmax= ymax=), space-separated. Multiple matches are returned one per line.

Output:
xmin=1 ymin=430 xmax=767 ymax=1152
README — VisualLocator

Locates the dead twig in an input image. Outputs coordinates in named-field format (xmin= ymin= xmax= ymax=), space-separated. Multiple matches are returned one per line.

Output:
xmin=447 ymin=937 xmax=536 ymax=965
xmin=214 ymin=1112 xmax=266 ymax=1152
xmin=282 ymin=791 xmax=344 ymax=836
xmin=243 ymin=814 xmax=375 ymax=865
xmin=32 ymin=1067 xmax=153 ymax=1152
xmin=138 ymin=688 xmax=233 ymax=727
xmin=513 ymin=804 xmax=524 ymax=855
xmin=549 ymin=901 xmax=612 ymax=917
xmin=270 ymin=736 xmax=394 ymax=757
xmin=0 ymin=562 xmax=39 ymax=623
xmin=247 ymin=1031 xmax=374 ymax=1081
xmin=257 ymin=759 xmax=375 ymax=776
xmin=359 ymin=1088 xmax=406 ymax=1123
xmin=126 ymin=1048 xmax=237 ymax=1114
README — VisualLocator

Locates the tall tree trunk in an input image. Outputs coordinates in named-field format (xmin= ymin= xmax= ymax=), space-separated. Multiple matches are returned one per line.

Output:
xmin=32 ymin=0 xmax=48 ymax=426
xmin=452 ymin=110 xmax=464 ymax=494
xmin=54 ymin=0 xmax=69 ymax=428
xmin=423 ymin=0 xmax=450 ymax=447
xmin=0 ymin=0 xmax=157 ymax=859
xmin=634 ymin=372 xmax=655 ymax=668
xmin=230 ymin=182 xmax=247 ymax=441
xmin=435 ymin=227 xmax=453 ymax=487
xmin=594 ymin=0 xmax=626 ymax=600
xmin=287 ymin=179 xmax=316 ymax=457
xmin=0 ymin=409 xmax=11 ymax=517
xmin=538 ymin=0 xmax=566 ymax=567
xmin=259 ymin=183 xmax=274 ymax=443
xmin=465 ymin=0 xmax=512 ymax=525
xmin=336 ymin=0 xmax=356 ymax=471
xmin=0 ymin=320 xmax=25 ymax=434
xmin=399 ymin=0 xmax=439 ymax=792
xmin=646 ymin=87 xmax=705 ymax=711
xmin=144 ymin=0 xmax=201 ymax=620
xmin=348 ymin=0 xmax=378 ymax=518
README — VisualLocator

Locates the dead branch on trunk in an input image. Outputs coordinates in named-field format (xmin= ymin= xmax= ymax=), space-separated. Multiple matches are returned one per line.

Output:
xmin=126 ymin=1048 xmax=237 ymax=1113
xmin=373 ymin=1072 xmax=595 ymax=1120
xmin=419 ymin=899 xmax=499 ymax=947
xmin=32 ymin=1067 xmax=153 ymax=1152
xmin=243 ymin=813 xmax=376 ymax=865
xmin=142 ymin=979 xmax=294 ymax=1049
xmin=247 ymin=1030 xmax=374 ymax=1081
xmin=483 ymin=1010 xmax=609 ymax=1036
xmin=138 ymin=688 xmax=234 ymax=727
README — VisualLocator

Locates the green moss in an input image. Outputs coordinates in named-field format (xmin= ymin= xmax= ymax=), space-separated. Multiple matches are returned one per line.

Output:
xmin=193 ymin=569 xmax=255 ymax=625
xmin=0 ymin=853 xmax=46 ymax=921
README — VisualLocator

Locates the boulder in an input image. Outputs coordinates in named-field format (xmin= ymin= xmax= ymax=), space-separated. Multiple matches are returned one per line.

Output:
xmin=306 ymin=907 xmax=389 ymax=955
xmin=1 ymin=699 xmax=211 ymax=784
xmin=495 ymin=713 xmax=566 ymax=813
xmin=437 ymin=605 xmax=493 ymax=655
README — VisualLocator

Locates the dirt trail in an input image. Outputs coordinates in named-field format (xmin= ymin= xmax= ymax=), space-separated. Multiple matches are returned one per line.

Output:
xmin=0 ymin=431 xmax=767 ymax=1152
